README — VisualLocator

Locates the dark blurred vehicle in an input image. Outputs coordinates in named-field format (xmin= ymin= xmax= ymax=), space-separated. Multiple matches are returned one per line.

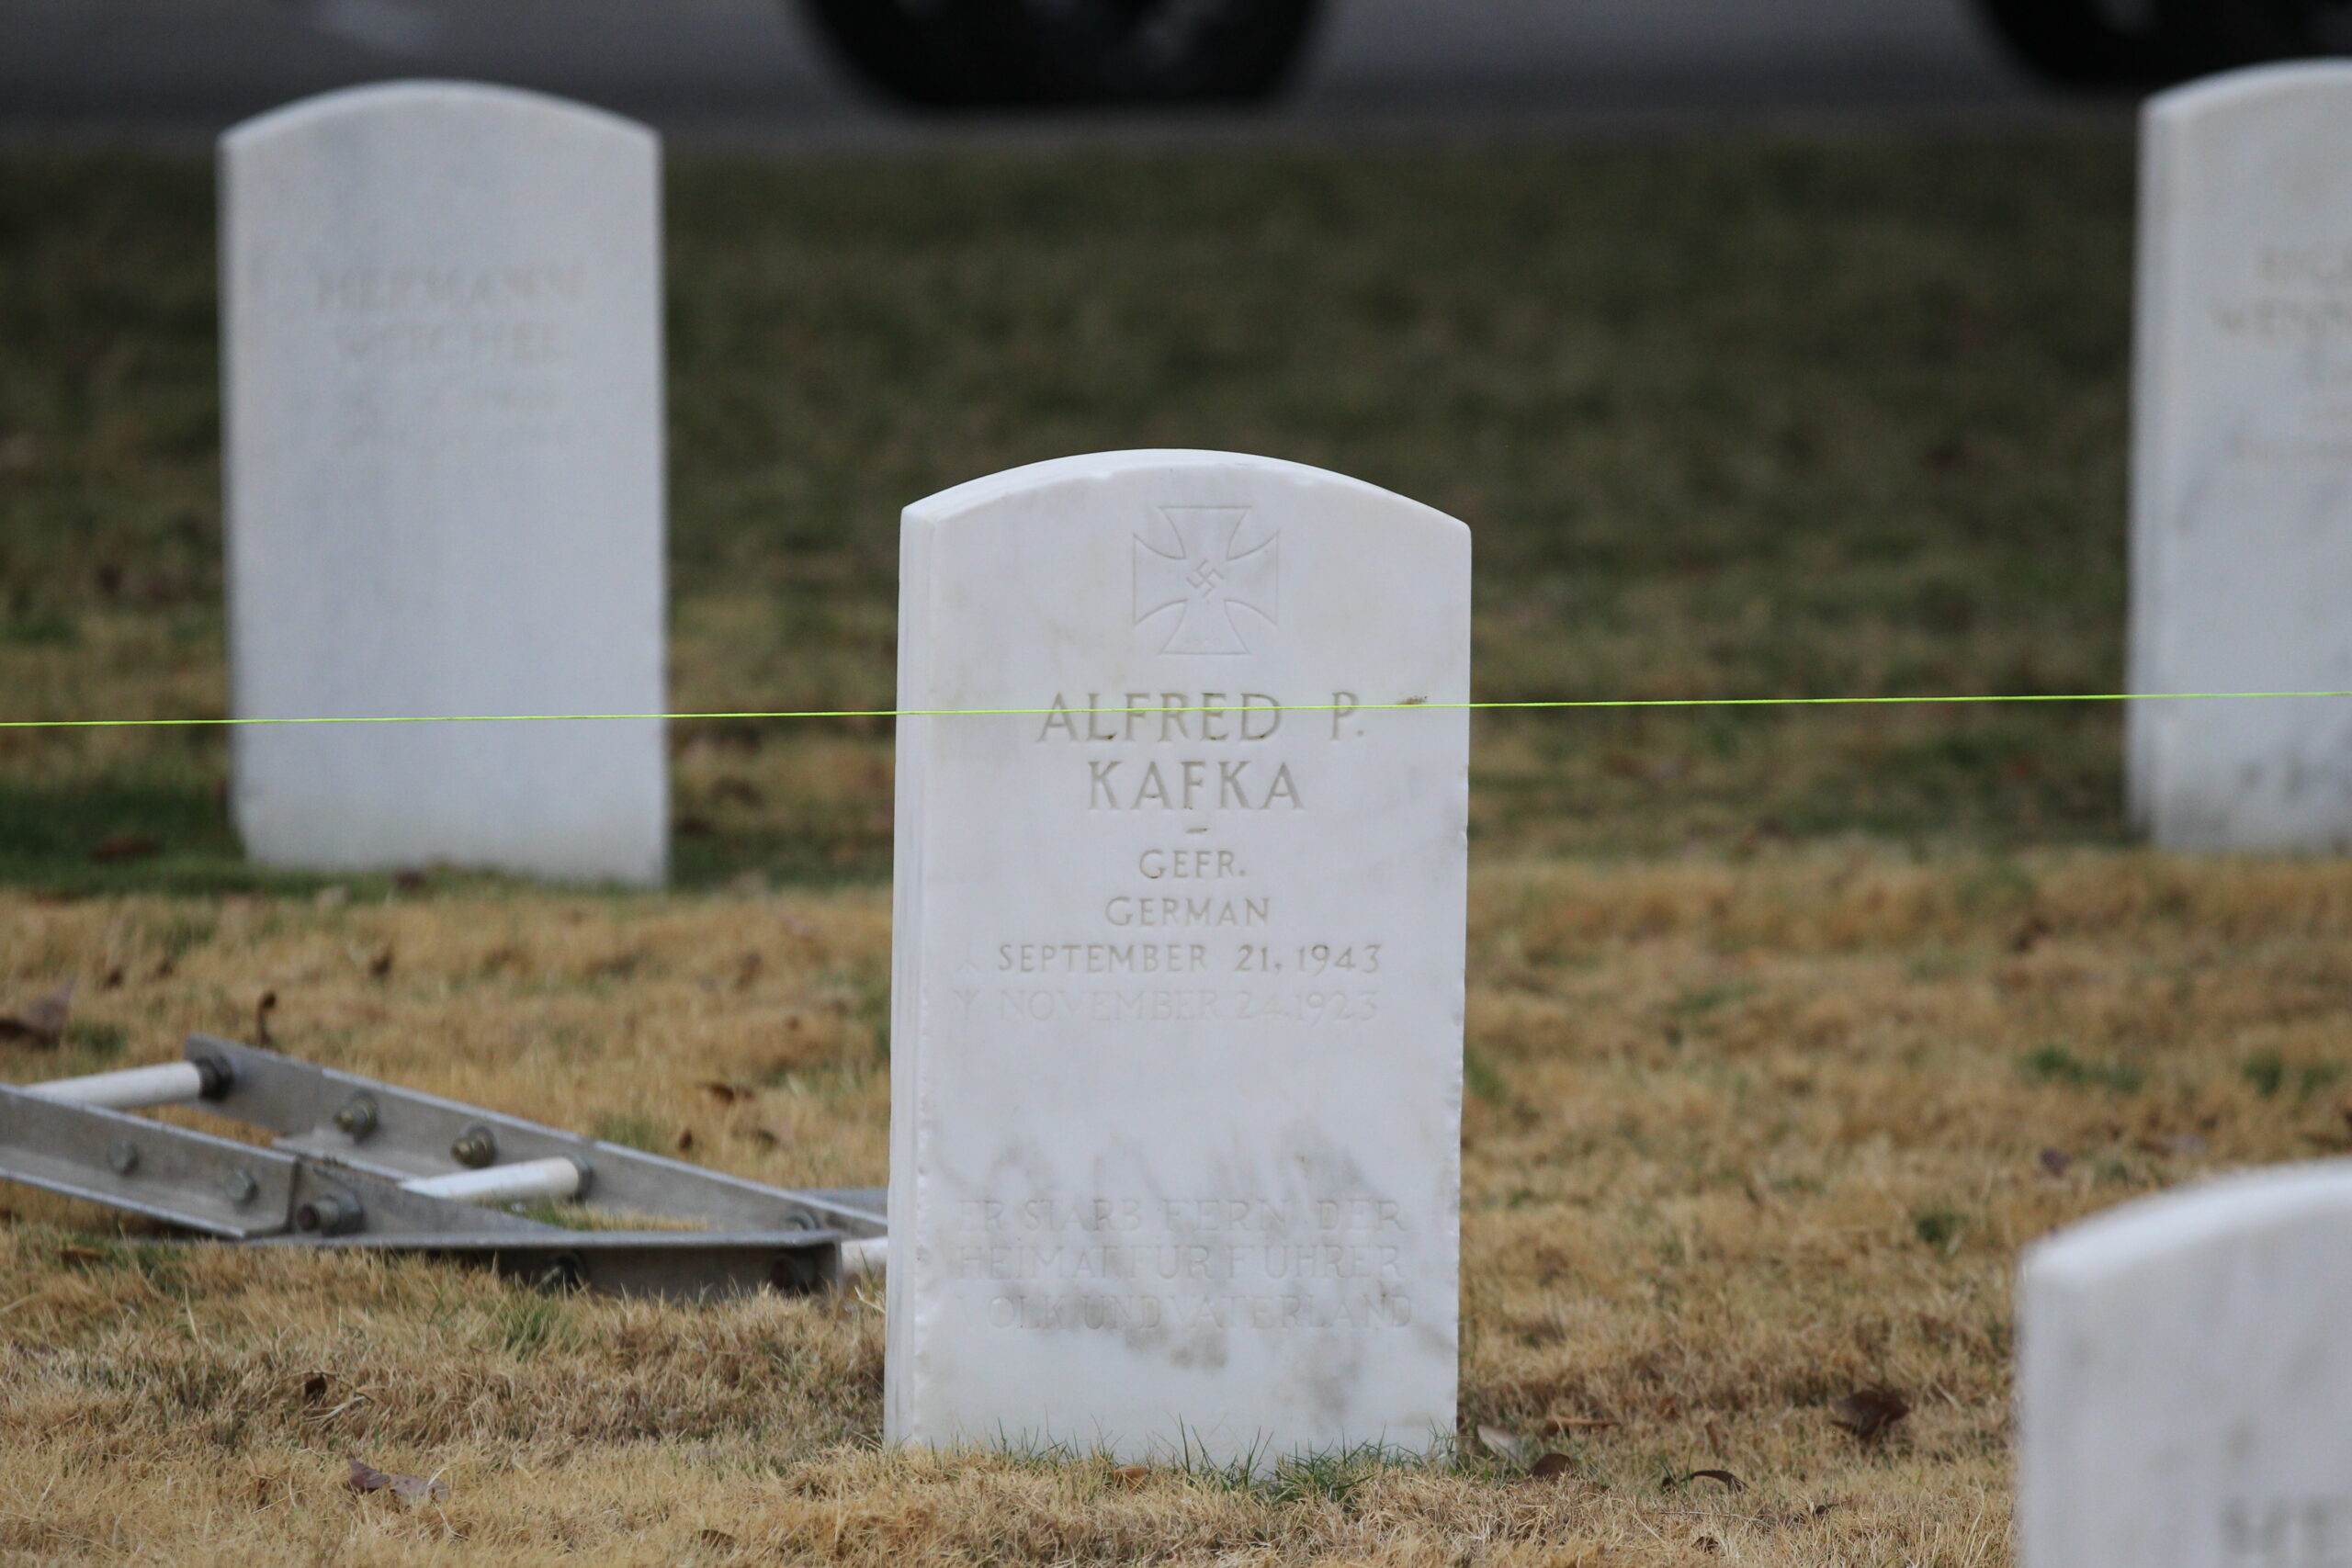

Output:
xmin=1974 ymin=0 xmax=2352 ymax=85
xmin=801 ymin=0 xmax=2352 ymax=109
xmin=800 ymin=0 xmax=1321 ymax=107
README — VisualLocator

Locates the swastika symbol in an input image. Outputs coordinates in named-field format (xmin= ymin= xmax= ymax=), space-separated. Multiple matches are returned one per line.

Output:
xmin=1133 ymin=507 xmax=1279 ymax=656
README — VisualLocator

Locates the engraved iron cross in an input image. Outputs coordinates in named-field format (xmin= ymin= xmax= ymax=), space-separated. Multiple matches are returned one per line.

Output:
xmin=1133 ymin=507 xmax=1279 ymax=656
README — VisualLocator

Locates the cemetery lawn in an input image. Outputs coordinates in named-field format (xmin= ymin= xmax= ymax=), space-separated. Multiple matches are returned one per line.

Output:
xmin=11 ymin=851 xmax=2352 ymax=1564
xmin=5 ymin=124 xmax=2322 ymax=1564
xmin=0 ymin=128 xmax=2135 ymax=886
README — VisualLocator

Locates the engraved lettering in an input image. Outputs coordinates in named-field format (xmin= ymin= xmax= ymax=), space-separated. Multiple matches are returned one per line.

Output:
xmin=2217 ymin=1496 xmax=2352 ymax=1567
xmin=1093 ymin=760 xmax=1303 ymax=811
xmin=1086 ymin=694 xmax=1118 ymax=743
xmin=1136 ymin=848 xmax=1244 ymax=879
xmin=1102 ymin=896 xmax=1271 ymax=927
xmin=314 ymin=262 xmax=586 ymax=314
xmin=1200 ymin=693 xmax=1229 ymax=740
xmin=996 ymin=944 xmax=1211 ymax=976
xmin=1240 ymin=694 xmax=1281 ymax=739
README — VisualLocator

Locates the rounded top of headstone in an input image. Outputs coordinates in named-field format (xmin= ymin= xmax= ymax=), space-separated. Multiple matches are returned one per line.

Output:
xmin=2024 ymin=1159 xmax=2352 ymax=1293
xmin=2146 ymin=59 xmax=2352 ymax=124
xmin=906 ymin=450 xmax=1469 ymax=540
xmin=220 ymin=79 xmax=657 ymax=155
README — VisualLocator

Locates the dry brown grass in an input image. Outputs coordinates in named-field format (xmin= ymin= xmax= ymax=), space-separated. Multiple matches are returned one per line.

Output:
xmin=6 ymin=847 xmax=2348 ymax=1563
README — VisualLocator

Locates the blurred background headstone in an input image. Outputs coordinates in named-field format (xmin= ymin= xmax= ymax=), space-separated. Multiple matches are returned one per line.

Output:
xmin=2130 ymin=64 xmax=2352 ymax=851
xmin=222 ymin=81 xmax=668 ymax=884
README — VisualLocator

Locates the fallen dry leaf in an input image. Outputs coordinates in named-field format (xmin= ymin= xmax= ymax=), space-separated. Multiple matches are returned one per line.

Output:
xmin=90 ymin=833 xmax=161 ymax=864
xmin=695 ymin=1529 xmax=738 ymax=1549
xmin=368 ymin=948 xmax=393 ymax=980
xmin=1830 ymin=1388 xmax=1910 ymax=1443
xmin=699 ymin=1079 xmax=745 ymax=1106
xmin=1526 ymin=1452 xmax=1577 ymax=1482
xmin=347 ymin=1456 xmax=448 ymax=1504
xmin=1541 ymin=1415 xmax=1617 ymax=1435
xmin=1665 ymin=1469 xmax=1746 ymax=1495
xmin=2144 ymin=1132 xmax=2207 ymax=1157
xmin=1110 ymin=1465 xmax=1149 ymax=1489
xmin=1476 ymin=1424 xmax=1530 ymax=1465
xmin=0 ymin=981 xmax=74 ymax=1046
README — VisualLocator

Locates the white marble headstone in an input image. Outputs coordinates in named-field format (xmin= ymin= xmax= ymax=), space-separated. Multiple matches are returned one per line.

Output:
xmin=221 ymin=81 xmax=667 ymax=884
xmin=2132 ymin=64 xmax=2352 ymax=852
xmin=885 ymin=451 xmax=1468 ymax=1464
xmin=2019 ymin=1162 xmax=2352 ymax=1568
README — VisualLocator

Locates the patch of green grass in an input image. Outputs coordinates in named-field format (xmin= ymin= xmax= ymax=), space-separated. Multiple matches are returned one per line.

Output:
xmin=48 ymin=1235 xmax=188 ymax=1296
xmin=1167 ymin=1437 xmax=1444 ymax=1501
xmin=2240 ymin=1051 xmax=2343 ymax=1100
xmin=2243 ymin=1049 xmax=2288 ymax=1100
xmin=0 ymin=776 xmax=239 ymax=888
xmin=1912 ymin=1205 xmax=1966 ymax=1255
xmin=590 ymin=1111 xmax=667 ymax=1153
xmin=61 ymin=1021 xmax=126 ymax=1061
xmin=1464 ymin=1043 xmax=1509 ymax=1104
xmin=2019 ymin=1043 xmax=2144 ymax=1095
xmin=1667 ymin=983 xmax=1758 ymax=1019
xmin=0 ymin=610 xmax=76 ymax=647
xmin=489 ymin=1292 xmax=576 ymax=1359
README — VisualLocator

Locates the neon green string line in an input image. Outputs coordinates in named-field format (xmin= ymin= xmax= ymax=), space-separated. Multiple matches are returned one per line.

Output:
xmin=6 ymin=690 xmax=2352 ymax=730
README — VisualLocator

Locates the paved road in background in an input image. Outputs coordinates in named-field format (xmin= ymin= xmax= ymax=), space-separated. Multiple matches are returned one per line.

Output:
xmin=0 ymin=0 xmax=2052 ymax=140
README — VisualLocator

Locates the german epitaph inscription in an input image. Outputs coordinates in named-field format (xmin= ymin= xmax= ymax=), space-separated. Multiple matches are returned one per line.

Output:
xmin=222 ymin=82 xmax=666 ymax=883
xmin=2132 ymin=64 xmax=2352 ymax=851
xmin=2020 ymin=1163 xmax=2352 ymax=1568
xmin=886 ymin=451 xmax=1468 ymax=1463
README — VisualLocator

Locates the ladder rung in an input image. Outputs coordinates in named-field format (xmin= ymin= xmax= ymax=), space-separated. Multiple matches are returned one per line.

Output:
xmin=26 ymin=1061 xmax=220 ymax=1111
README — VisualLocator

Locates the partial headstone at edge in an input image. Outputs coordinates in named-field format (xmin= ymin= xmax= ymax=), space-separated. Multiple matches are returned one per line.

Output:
xmin=2019 ymin=1162 xmax=2352 ymax=1568
xmin=221 ymin=80 xmax=667 ymax=885
xmin=2132 ymin=63 xmax=2352 ymax=852
xmin=886 ymin=450 xmax=1468 ymax=1465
